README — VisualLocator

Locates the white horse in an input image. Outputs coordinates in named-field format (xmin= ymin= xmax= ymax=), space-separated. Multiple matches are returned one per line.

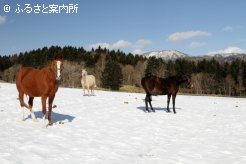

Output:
xmin=81 ymin=69 xmax=96 ymax=96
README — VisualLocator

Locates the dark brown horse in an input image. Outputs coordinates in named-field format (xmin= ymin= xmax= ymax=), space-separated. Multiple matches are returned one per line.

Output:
xmin=16 ymin=56 xmax=64 ymax=128
xmin=141 ymin=75 xmax=190 ymax=114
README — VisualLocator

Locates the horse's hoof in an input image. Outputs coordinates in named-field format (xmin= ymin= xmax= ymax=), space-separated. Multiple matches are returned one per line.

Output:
xmin=48 ymin=122 xmax=53 ymax=126
xmin=42 ymin=124 xmax=47 ymax=128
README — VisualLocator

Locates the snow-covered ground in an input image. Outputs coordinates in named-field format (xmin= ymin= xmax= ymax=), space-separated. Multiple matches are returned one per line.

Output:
xmin=1 ymin=82 xmax=246 ymax=164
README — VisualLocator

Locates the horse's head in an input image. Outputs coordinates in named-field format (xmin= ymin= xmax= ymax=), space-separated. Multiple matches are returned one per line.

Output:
xmin=179 ymin=74 xmax=192 ymax=88
xmin=184 ymin=75 xmax=192 ymax=88
xmin=51 ymin=56 xmax=64 ymax=81
xmin=82 ymin=69 xmax=87 ymax=77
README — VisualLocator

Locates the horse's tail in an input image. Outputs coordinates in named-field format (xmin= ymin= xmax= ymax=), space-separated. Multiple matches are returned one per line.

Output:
xmin=18 ymin=95 xmax=31 ymax=110
xmin=93 ymin=76 xmax=97 ymax=88
xmin=16 ymin=68 xmax=32 ymax=110
xmin=16 ymin=69 xmax=24 ymax=93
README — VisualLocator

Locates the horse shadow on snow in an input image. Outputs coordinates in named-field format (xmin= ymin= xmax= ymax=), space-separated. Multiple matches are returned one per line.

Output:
xmin=26 ymin=111 xmax=75 ymax=123
xmin=137 ymin=106 xmax=181 ymax=113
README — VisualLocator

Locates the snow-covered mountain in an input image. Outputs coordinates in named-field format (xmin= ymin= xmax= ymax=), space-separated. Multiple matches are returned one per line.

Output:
xmin=141 ymin=50 xmax=246 ymax=61
xmin=207 ymin=53 xmax=246 ymax=58
xmin=205 ymin=52 xmax=246 ymax=59
xmin=202 ymin=53 xmax=246 ymax=62
xmin=142 ymin=50 xmax=189 ymax=60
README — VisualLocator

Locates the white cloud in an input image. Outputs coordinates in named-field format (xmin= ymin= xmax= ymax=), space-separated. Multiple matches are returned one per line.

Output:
xmin=207 ymin=47 xmax=245 ymax=55
xmin=167 ymin=30 xmax=211 ymax=42
xmin=0 ymin=15 xmax=6 ymax=25
xmin=222 ymin=26 xmax=233 ymax=32
xmin=88 ymin=39 xmax=151 ymax=52
xmin=188 ymin=42 xmax=206 ymax=49
xmin=111 ymin=40 xmax=131 ymax=49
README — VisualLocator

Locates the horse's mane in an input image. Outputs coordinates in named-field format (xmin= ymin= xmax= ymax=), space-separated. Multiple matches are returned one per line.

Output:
xmin=174 ymin=75 xmax=189 ymax=85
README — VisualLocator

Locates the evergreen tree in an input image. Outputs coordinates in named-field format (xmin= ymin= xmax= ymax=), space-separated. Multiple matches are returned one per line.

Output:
xmin=101 ymin=60 xmax=123 ymax=90
xmin=230 ymin=60 xmax=240 ymax=83
xmin=242 ymin=62 xmax=246 ymax=90
xmin=166 ymin=60 xmax=176 ymax=76
xmin=144 ymin=57 xmax=162 ymax=76
xmin=175 ymin=59 xmax=192 ymax=76
xmin=0 ymin=56 xmax=12 ymax=71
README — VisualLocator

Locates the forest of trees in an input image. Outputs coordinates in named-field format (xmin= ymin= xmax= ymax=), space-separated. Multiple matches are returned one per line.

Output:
xmin=1 ymin=45 xmax=246 ymax=96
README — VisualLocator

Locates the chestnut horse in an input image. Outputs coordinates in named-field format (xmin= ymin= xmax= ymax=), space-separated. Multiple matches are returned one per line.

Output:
xmin=141 ymin=75 xmax=190 ymax=114
xmin=16 ymin=56 xmax=64 ymax=128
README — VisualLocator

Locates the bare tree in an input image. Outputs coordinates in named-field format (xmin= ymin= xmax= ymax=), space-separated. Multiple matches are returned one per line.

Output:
xmin=2 ymin=64 xmax=21 ymax=82
xmin=122 ymin=64 xmax=135 ymax=85
xmin=225 ymin=74 xmax=236 ymax=96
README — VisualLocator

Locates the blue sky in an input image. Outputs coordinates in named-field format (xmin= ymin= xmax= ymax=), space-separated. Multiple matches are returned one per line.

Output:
xmin=0 ymin=0 xmax=246 ymax=56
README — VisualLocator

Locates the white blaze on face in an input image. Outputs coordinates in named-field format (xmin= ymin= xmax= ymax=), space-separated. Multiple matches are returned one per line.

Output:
xmin=56 ymin=61 xmax=61 ymax=80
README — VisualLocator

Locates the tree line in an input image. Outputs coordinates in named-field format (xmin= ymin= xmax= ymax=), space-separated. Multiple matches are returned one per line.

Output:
xmin=0 ymin=45 xmax=246 ymax=96
xmin=0 ymin=46 xmax=146 ymax=91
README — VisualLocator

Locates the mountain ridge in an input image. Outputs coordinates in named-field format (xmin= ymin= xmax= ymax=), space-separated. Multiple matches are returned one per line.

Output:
xmin=141 ymin=50 xmax=246 ymax=61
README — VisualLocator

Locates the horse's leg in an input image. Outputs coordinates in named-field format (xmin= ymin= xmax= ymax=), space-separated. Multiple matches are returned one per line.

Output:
xmin=48 ymin=95 xmax=55 ymax=126
xmin=145 ymin=93 xmax=154 ymax=112
xmin=28 ymin=97 xmax=37 ymax=122
xmin=18 ymin=92 xmax=25 ymax=121
xmin=87 ymin=84 xmax=90 ymax=96
xmin=167 ymin=94 xmax=171 ymax=112
xmin=148 ymin=95 xmax=155 ymax=112
xmin=83 ymin=86 xmax=86 ymax=95
xmin=172 ymin=93 xmax=177 ymax=114
xmin=41 ymin=96 xmax=47 ymax=128
xmin=87 ymin=85 xmax=90 ymax=96
xmin=144 ymin=94 xmax=150 ymax=112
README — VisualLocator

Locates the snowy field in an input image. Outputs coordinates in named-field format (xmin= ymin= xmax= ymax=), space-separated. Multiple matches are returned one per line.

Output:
xmin=1 ymin=82 xmax=246 ymax=164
